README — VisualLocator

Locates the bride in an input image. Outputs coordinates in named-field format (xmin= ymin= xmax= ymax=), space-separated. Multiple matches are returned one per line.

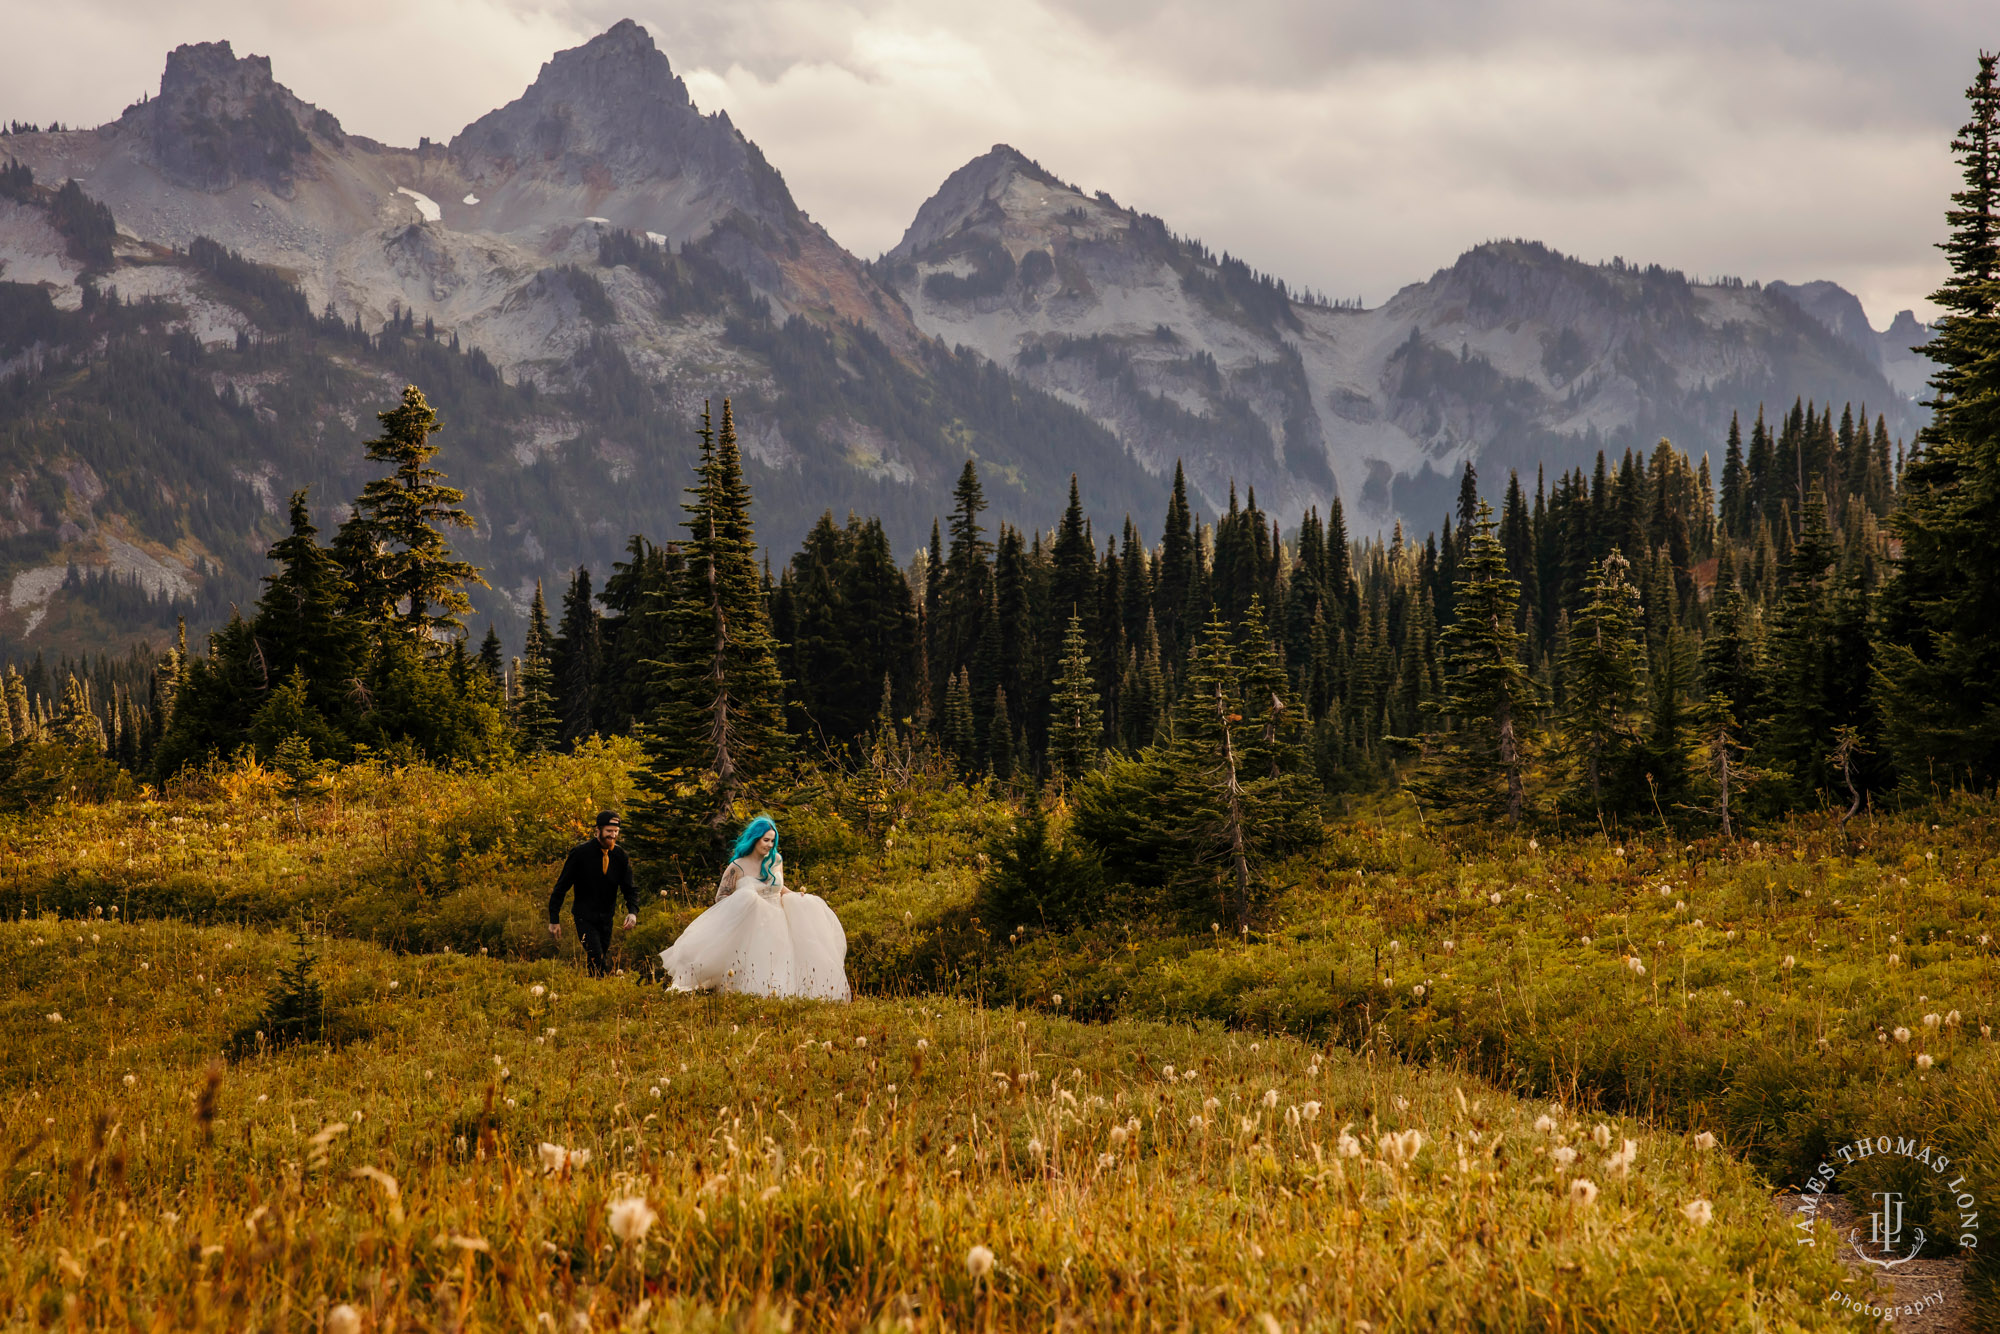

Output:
xmin=659 ymin=816 xmax=850 ymax=1000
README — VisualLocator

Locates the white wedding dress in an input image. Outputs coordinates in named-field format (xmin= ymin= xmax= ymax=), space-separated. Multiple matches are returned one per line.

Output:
xmin=658 ymin=853 xmax=851 ymax=1000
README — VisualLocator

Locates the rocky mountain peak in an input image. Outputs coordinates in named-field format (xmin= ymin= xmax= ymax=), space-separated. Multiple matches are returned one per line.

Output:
xmin=129 ymin=40 xmax=339 ymax=194
xmin=886 ymin=144 xmax=1076 ymax=261
xmin=446 ymin=20 xmax=797 ymax=235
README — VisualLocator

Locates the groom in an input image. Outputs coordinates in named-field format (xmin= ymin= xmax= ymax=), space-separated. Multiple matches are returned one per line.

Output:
xmin=548 ymin=812 xmax=640 ymax=977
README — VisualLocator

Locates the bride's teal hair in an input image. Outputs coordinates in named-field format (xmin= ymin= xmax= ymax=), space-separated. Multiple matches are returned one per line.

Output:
xmin=730 ymin=815 xmax=780 ymax=880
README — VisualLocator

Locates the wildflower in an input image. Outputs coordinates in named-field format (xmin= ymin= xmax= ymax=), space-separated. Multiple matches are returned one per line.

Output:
xmin=538 ymin=1143 xmax=591 ymax=1174
xmin=1528 ymin=839 xmax=1539 ymax=851
xmin=1489 ymin=892 xmax=1502 ymax=906
xmin=649 ymin=1086 xmax=662 ymax=1099
xmin=1947 ymin=1010 xmax=1962 ymax=1026
xmin=1592 ymin=1124 xmax=1612 ymax=1149
xmin=607 ymin=1196 xmax=656 ymax=1244
xmin=1109 ymin=1125 xmax=1128 ymax=1148
xmin=1782 ymin=956 xmax=1795 ymax=970
xmin=1693 ymin=1132 xmax=1717 ymax=1151
xmin=123 ymin=1073 xmax=137 ymax=1087
xmin=1162 ymin=1064 xmax=1176 ymax=1080
xmin=1389 ymin=939 xmax=1401 ymax=954
xmin=1189 ymin=1112 xmax=1207 ymax=1130
xmin=916 ymin=1039 xmax=929 ymax=1051
xmin=1337 ymin=1130 xmax=1363 ymax=1158
xmin=1262 ymin=1089 xmax=1279 ymax=1109
xmin=1028 ymin=1137 xmax=1045 ymax=1158
xmin=855 ymin=1036 xmax=867 ymax=1048
xmin=1052 ymin=993 xmax=1063 ymax=1006
xmin=1442 ymin=940 xmax=1456 ymax=954
xmin=1240 ymin=1116 xmax=1258 ymax=1134
xmin=1893 ymin=1027 xmax=1911 ymax=1044
xmin=1624 ymin=957 xmax=1646 ymax=976
xmin=1551 ymin=1146 xmax=1577 ymax=1167
xmin=1682 ymin=1198 xmax=1713 ymax=1226
xmin=46 ymin=1012 xmax=60 ymax=1023
xmin=1888 ymin=954 xmax=1900 ymax=967
xmin=1690 ymin=921 xmax=1702 ymax=930
xmin=388 ymin=980 xmax=399 ymax=991
xmin=1534 ymin=1115 xmax=1557 ymax=1134
xmin=1605 ymin=1139 xmax=1638 ymax=1178
xmin=327 ymin=1305 xmax=363 ymax=1334
xmin=1379 ymin=1129 xmax=1422 ymax=1164
xmin=1203 ymin=1097 xmax=1220 ymax=1114
xmin=1569 ymin=1178 xmax=1599 ymax=1206
xmin=1924 ymin=1013 xmax=1941 ymax=1029
xmin=966 ymin=1244 xmax=995 ymax=1278
xmin=1302 ymin=1101 xmax=1321 ymax=1121
xmin=1918 ymin=1053 xmax=1935 ymax=1069
xmin=1726 ymin=930 xmax=1737 ymax=940
xmin=530 ymin=985 xmax=546 ymax=998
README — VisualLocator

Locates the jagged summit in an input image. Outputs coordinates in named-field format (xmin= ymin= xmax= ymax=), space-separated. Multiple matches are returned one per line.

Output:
xmin=120 ymin=39 xmax=343 ymax=194
xmin=445 ymin=19 xmax=797 ymax=238
xmin=886 ymin=144 xmax=1081 ymax=262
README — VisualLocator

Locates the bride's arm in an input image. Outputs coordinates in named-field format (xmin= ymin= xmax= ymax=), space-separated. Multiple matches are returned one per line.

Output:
xmin=773 ymin=854 xmax=788 ymax=897
xmin=714 ymin=861 xmax=743 ymax=903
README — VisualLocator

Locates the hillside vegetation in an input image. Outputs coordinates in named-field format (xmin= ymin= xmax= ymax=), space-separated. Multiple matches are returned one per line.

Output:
xmin=1 ymin=916 xmax=1863 ymax=1331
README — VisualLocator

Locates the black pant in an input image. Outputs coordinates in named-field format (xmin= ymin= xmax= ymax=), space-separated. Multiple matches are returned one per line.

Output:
xmin=575 ymin=916 xmax=614 ymax=976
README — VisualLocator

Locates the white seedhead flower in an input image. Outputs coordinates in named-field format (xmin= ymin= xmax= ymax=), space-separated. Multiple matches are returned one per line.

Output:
xmin=1489 ymin=892 xmax=1502 ymax=906
xmin=1534 ymin=1115 xmax=1557 ymax=1135
xmin=530 ymin=985 xmax=546 ymax=998
xmin=326 ymin=1304 xmax=363 ymax=1334
xmin=538 ymin=1143 xmax=591 ymax=1174
xmin=1592 ymin=1125 xmax=1612 ymax=1150
xmin=1923 ymin=1013 xmax=1942 ymax=1029
xmin=1301 ymin=1101 xmax=1321 ymax=1122
xmin=1109 ymin=1125 xmax=1128 ymax=1148
xmin=1682 ymin=1198 xmax=1713 ymax=1226
xmin=123 ymin=1073 xmax=137 ymax=1087
xmin=1893 ymin=1027 xmax=1912 ymax=1044
xmin=1027 ymin=1137 xmax=1045 ymax=1158
xmin=1551 ymin=1146 xmax=1577 ymax=1167
xmin=1569 ymin=1178 xmax=1599 ymax=1206
xmin=1262 ymin=1088 xmax=1279 ymax=1109
xmin=966 ymin=1244 xmax=995 ymax=1278
xmin=1625 ymin=957 xmax=1646 ymax=976
xmin=1337 ymin=1132 xmax=1363 ymax=1158
xmin=607 ymin=1196 xmax=656 ymax=1244
xmin=1917 ymin=1054 xmax=1935 ymax=1070
xmin=1442 ymin=940 xmax=1456 ymax=954
xmin=1693 ymin=1132 xmax=1718 ymax=1151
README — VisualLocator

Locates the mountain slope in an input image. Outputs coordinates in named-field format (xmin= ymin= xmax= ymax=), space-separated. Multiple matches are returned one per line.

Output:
xmin=0 ymin=30 xmax=1164 ymax=656
xmin=883 ymin=145 xmax=1928 ymax=527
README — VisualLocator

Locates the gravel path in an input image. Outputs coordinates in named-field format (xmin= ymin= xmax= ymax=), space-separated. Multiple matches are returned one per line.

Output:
xmin=1775 ymin=1191 xmax=1966 ymax=1331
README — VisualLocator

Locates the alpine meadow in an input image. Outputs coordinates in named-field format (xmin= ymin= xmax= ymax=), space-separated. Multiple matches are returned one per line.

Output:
xmin=6 ymin=17 xmax=2000 ymax=1334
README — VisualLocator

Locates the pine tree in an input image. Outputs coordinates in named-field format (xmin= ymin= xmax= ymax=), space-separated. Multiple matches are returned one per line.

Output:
xmin=553 ymin=567 xmax=603 ymax=748
xmin=1558 ymin=552 xmax=1647 ymax=822
xmin=253 ymin=490 xmax=361 ymax=742
xmin=1410 ymin=499 xmax=1538 ymax=825
xmin=333 ymin=385 xmax=483 ymax=645
xmin=989 ymin=686 xmax=1015 ymax=782
xmin=1879 ymin=53 xmax=2000 ymax=784
xmin=1765 ymin=485 xmax=1840 ymax=798
xmin=515 ymin=581 xmax=559 ymax=754
xmin=1048 ymin=611 xmax=1102 ymax=785
xmin=634 ymin=401 xmax=789 ymax=854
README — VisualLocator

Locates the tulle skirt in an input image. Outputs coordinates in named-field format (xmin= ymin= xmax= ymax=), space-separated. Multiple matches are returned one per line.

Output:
xmin=659 ymin=889 xmax=850 ymax=1001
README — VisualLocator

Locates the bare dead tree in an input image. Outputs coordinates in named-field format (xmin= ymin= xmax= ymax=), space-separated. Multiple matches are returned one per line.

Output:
xmin=1216 ymin=682 xmax=1252 ymax=934
xmin=1828 ymin=725 xmax=1866 ymax=828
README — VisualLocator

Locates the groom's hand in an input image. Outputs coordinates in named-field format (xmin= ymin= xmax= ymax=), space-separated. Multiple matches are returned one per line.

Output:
xmin=621 ymin=914 xmax=637 ymax=930
xmin=548 ymin=922 xmax=562 ymax=939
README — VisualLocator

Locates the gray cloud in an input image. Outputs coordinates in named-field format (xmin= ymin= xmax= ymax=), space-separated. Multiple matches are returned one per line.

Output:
xmin=1 ymin=0 xmax=1990 ymax=323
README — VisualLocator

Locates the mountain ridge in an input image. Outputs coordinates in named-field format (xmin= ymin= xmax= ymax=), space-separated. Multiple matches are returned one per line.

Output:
xmin=0 ymin=20 xmax=1936 ymax=661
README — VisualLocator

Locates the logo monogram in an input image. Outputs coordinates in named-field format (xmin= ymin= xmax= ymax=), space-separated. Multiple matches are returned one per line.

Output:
xmin=1851 ymin=1190 xmax=1926 ymax=1269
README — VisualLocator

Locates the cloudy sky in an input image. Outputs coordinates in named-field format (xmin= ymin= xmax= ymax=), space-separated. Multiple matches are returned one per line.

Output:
xmin=3 ymin=0 xmax=1990 ymax=324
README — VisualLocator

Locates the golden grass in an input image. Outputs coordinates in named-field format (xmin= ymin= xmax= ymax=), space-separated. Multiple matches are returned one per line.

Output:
xmin=1 ymin=919 xmax=1868 ymax=1331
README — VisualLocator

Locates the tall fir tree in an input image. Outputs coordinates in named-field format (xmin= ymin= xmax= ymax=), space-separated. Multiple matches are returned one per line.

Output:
xmin=553 ymin=567 xmax=603 ymax=749
xmin=1558 ymin=552 xmax=1648 ymax=822
xmin=1410 ymin=499 xmax=1538 ymax=825
xmin=514 ymin=581 xmax=559 ymax=754
xmin=1879 ymin=52 xmax=2000 ymax=784
xmin=633 ymin=401 xmax=789 ymax=855
xmin=1047 ymin=611 xmax=1102 ymax=785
